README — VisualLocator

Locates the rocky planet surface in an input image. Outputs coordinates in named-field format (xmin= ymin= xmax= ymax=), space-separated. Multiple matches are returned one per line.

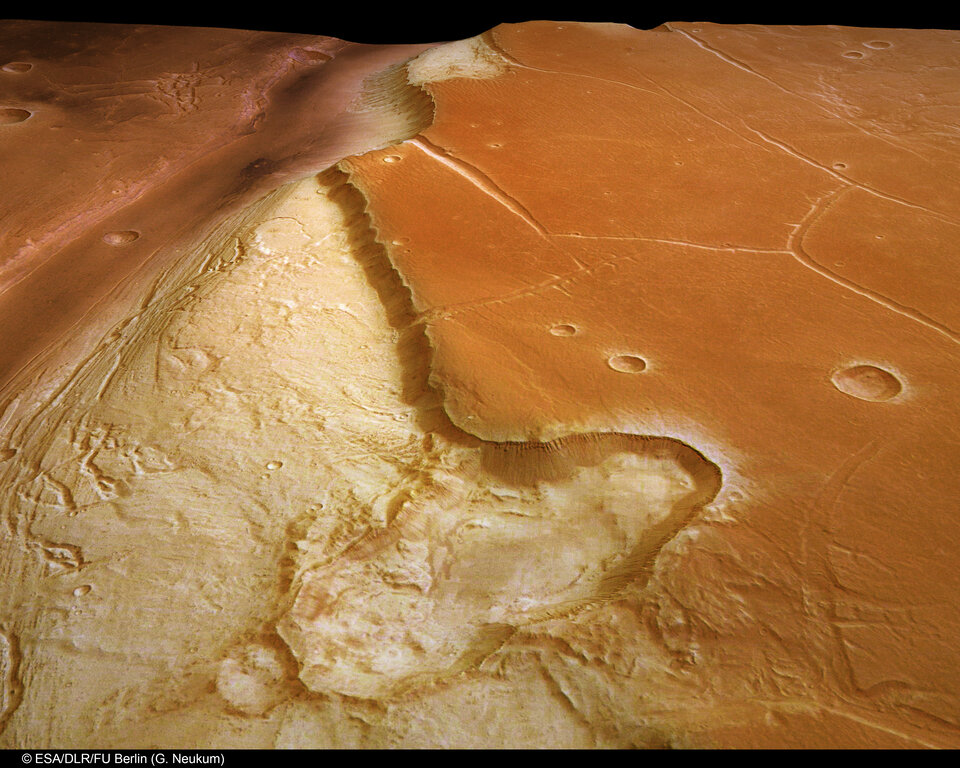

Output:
xmin=0 ymin=18 xmax=959 ymax=748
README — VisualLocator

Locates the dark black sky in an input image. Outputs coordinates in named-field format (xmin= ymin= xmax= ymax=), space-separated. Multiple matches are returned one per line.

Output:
xmin=4 ymin=4 xmax=958 ymax=43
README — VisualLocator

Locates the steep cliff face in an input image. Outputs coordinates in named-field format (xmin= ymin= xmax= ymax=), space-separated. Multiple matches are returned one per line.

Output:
xmin=1 ymin=20 xmax=959 ymax=749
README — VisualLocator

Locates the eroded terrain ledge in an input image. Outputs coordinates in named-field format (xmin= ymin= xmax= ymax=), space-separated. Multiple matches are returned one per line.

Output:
xmin=0 ymin=19 xmax=959 ymax=749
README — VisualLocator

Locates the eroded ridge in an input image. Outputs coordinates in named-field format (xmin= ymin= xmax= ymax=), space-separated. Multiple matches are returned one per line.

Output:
xmin=0 ymin=161 xmax=722 ymax=744
xmin=348 ymin=60 xmax=436 ymax=148
xmin=0 ymin=40 xmax=722 ymax=743
xmin=0 ymin=628 xmax=22 ymax=733
xmin=277 ymin=168 xmax=723 ymax=700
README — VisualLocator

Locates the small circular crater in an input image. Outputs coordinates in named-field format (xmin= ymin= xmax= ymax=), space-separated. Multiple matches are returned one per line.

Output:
xmin=608 ymin=354 xmax=647 ymax=373
xmin=102 ymin=230 xmax=140 ymax=246
xmin=865 ymin=40 xmax=892 ymax=49
xmin=549 ymin=323 xmax=578 ymax=337
xmin=2 ymin=62 xmax=32 ymax=73
xmin=383 ymin=155 xmax=402 ymax=164
xmin=73 ymin=585 xmax=91 ymax=597
xmin=265 ymin=460 xmax=283 ymax=471
xmin=842 ymin=50 xmax=865 ymax=59
xmin=832 ymin=364 xmax=902 ymax=401
xmin=0 ymin=107 xmax=31 ymax=124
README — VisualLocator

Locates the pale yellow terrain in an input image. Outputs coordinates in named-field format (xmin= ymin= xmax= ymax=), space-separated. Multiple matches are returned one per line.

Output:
xmin=3 ymin=20 xmax=959 ymax=750
xmin=0 ymin=167 xmax=718 ymax=748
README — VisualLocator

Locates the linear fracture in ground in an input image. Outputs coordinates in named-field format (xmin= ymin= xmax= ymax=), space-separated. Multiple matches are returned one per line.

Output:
xmin=0 ymin=19 xmax=959 ymax=749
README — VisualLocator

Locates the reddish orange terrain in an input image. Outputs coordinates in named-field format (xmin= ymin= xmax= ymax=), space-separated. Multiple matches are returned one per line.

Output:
xmin=0 ymin=18 xmax=959 ymax=749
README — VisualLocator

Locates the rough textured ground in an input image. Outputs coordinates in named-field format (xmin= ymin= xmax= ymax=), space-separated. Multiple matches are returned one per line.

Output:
xmin=1 ymin=20 xmax=959 ymax=748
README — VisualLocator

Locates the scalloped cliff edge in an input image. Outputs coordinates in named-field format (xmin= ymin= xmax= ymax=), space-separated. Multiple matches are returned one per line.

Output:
xmin=1 ymin=20 xmax=959 ymax=749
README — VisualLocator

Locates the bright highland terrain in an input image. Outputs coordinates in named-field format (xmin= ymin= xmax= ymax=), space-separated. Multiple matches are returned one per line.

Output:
xmin=0 ymin=20 xmax=959 ymax=748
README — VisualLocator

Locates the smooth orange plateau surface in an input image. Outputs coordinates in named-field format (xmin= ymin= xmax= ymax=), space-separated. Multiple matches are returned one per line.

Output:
xmin=1 ymin=19 xmax=960 ymax=749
